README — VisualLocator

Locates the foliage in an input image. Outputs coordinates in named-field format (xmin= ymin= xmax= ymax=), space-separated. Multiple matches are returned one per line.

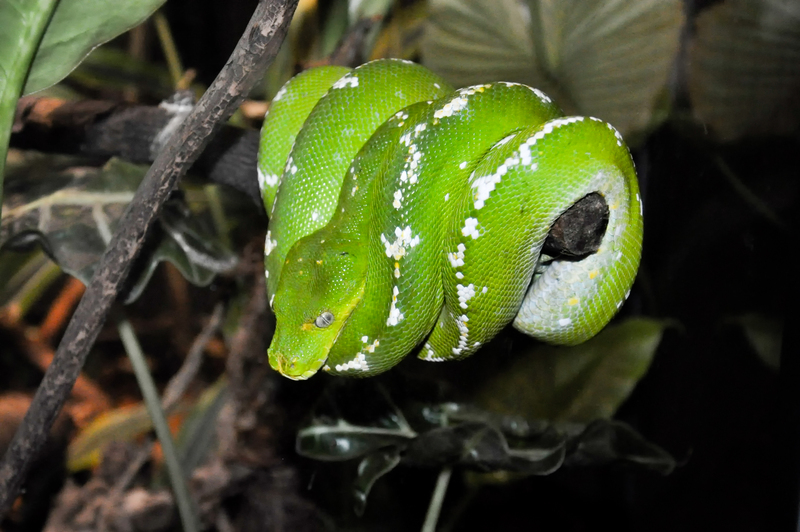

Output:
xmin=421 ymin=0 xmax=684 ymax=139
xmin=296 ymin=380 xmax=675 ymax=513
xmin=1 ymin=157 xmax=238 ymax=303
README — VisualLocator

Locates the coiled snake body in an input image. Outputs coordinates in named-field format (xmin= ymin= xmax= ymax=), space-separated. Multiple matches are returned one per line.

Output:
xmin=258 ymin=59 xmax=643 ymax=380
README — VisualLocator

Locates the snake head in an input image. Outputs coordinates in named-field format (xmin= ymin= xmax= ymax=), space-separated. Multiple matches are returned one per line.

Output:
xmin=267 ymin=232 xmax=366 ymax=380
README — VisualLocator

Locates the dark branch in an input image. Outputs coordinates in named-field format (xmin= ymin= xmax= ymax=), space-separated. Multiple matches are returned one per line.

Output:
xmin=0 ymin=0 xmax=298 ymax=518
xmin=12 ymin=97 xmax=263 ymax=209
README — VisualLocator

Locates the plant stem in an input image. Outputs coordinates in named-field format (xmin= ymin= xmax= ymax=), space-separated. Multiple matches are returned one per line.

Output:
xmin=117 ymin=315 xmax=199 ymax=532
xmin=154 ymin=10 xmax=184 ymax=87
xmin=422 ymin=467 xmax=452 ymax=532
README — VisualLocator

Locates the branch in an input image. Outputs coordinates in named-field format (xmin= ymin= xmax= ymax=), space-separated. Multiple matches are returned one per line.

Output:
xmin=11 ymin=97 xmax=262 ymax=208
xmin=0 ymin=0 xmax=299 ymax=518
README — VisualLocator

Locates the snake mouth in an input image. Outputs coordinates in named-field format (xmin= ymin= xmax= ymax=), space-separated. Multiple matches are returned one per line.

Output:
xmin=268 ymin=350 xmax=327 ymax=381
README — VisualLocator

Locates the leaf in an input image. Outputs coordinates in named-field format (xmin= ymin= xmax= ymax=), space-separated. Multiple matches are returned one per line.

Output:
xmin=421 ymin=0 xmax=684 ymax=136
xmin=65 ymin=46 xmax=181 ymax=101
xmin=369 ymin=2 xmax=429 ymax=60
xmin=296 ymin=419 xmax=416 ymax=461
xmin=563 ymin=419 xmax=675 ymax=475
xmin=0 ymin=157 xmax=238 ymax=303
xmin=0 ymin=250 xmax=51 ymax=308
xmin=173 ymin=378 xmax=229 ymax=476
xmin=477 ymin=318 xmax=672 ymax=423
xmin=729 ymin=313 xmax=783 ymax=371
xmin=688 ymin=0 xmax=800 ymax=141
xmin=294 ymin=388 xmax=675 ymax=510
xmin=353 ymin=449 xmax=402 ymax=516
xmin=22 ymin=0 xmax=168 ymax=95
xmin=0 ymin=0 xmax=59 ymax=218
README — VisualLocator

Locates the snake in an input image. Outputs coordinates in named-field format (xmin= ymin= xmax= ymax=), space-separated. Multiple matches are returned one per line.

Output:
xmin=258 ymin=59 xmax=643 ymax=380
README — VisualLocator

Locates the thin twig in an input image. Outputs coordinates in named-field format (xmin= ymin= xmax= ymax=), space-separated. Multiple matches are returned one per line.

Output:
xmin=97 ymin=439 xmax=155 ymax=532
xmin=0 ymin=0 xmax=299 ymax=518
xmin=153 ymin=10 xmax=185 ymax=88
xmin=422 ymin=467 xmax=452 ymax=532
xmin=162 ymin=302 xmax=225 ymax=412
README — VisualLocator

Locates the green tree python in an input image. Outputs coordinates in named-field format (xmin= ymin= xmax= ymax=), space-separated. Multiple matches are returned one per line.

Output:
xmin=258 ymin=59 xmax=643 ymax=380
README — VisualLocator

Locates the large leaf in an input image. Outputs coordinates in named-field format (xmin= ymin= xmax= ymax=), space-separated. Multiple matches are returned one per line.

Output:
xmin=0 ymin=0 xmax=59 ymax=217
xmin=688 ymin=0 xmax=800 ymax=141
xmin=22 ymin=0 xmax=168 ymax=95
xmin=421 ymin=0 xmax=684 ymax=137
xmin=1 ymin=157 xmax=238 ymax=303
xmin=476 ymin=318 xmax=672 ymax=422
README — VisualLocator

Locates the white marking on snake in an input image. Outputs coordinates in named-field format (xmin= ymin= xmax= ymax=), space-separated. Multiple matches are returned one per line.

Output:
xmin=387 ymin=286 xmax=404 ymax=326
xmin=448 ymin=243 xmax=466 ymax=268
xmin=559 ymin=318 xmax=572 ymax=327
xmin=335 ymin=352 xmax=369 ymax=372
xmin=273 ymin=85 xmax=288 ymax=101
xmin=462 ymin=217 xmax=480 ymax=239
xmin=264 ymin=231 xmax=277 ymax=256
xmin=332 ymin=75 xmax=359 ymax=89
xmin=495 ymin=134 xmax=516 ymax=148
xmin=393 ymin=190 xmax=403 ymax=209
xmin=451 ymin=314 xmax=470 ymax=355
xmin=433 ymin=96 xmax=468 ymax=120
xmin=457 ymin=284 xmax=476 ymax=309
xmin=257 ymin=168 xmax=279 ymax=192
xmin=531 ymin=88 xmax=551 ymax=103
xmin=381 ymin=226 xmax=420 ymax=260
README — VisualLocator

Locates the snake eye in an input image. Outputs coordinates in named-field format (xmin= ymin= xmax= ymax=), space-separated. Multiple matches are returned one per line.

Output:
xmin=315 ymin=311 xmax=334 ymax=328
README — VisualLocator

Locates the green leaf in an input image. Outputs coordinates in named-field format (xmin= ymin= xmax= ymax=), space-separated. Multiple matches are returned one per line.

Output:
xmin=421 ymin=0 xmax=683 ymax=137
xmin=23 ymin=0 xmax=168 ymax=95
xmin=0 ymin=157 xmax=238 ymax=303
xmin=477 ymin=317 xmax=672 ymax=423
xmin=688 ymin=0 xmax=800 ymax=141
xmin=0 ymin=0 xmax=59 ymax=219
xmin=729 ymin=313 xmax=783 ymax=371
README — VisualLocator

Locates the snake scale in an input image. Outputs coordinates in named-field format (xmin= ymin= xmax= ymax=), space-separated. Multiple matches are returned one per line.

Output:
xmin=258 ymin=59 xmax=643 ymax=380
